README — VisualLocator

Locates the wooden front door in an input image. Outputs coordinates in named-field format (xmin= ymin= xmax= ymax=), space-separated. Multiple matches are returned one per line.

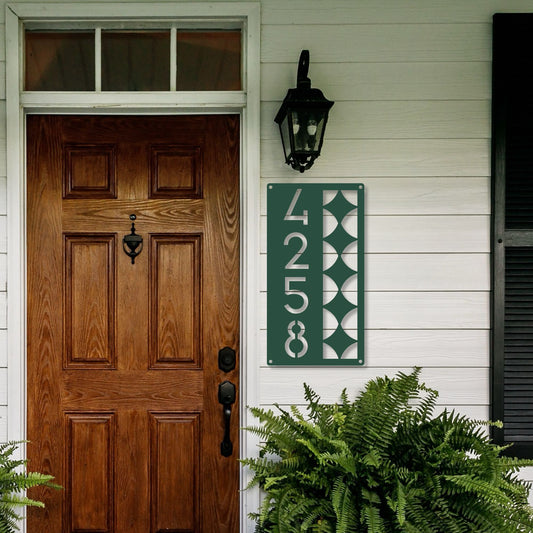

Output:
xmin=26 ymin=115 xmax=240 ymax=533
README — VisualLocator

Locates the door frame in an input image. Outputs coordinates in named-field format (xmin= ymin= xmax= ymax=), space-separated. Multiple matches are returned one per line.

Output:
xmin=5 ymin=3 xmax=261 ymax=532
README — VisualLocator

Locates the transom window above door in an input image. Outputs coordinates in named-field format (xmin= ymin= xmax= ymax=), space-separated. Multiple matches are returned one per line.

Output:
xmin=25 ymin=27 xmax=242 ymax=91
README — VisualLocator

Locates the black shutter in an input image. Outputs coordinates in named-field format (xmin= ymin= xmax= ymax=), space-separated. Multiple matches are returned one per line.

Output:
xmin=492 ymin=14 xmax=533 ymax=457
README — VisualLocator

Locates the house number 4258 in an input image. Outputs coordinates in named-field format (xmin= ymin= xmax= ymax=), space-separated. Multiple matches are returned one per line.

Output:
xmin=283 ymin=189 xmax=309 ymax=358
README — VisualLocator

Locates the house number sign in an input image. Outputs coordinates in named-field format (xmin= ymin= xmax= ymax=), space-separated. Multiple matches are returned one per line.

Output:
xmin=267 ymin=183 xmax=364 ymax=366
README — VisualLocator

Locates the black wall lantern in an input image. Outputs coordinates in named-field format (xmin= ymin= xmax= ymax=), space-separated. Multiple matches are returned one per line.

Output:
xmin=274 ymin=50 xmax=334 ymax=173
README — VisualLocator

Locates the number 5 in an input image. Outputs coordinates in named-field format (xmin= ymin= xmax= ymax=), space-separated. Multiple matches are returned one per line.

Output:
xmin=284 ymin=277 xmax=308 ymax=314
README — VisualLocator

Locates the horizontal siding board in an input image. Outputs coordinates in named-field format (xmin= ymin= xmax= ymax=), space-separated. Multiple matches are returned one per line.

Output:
xmin=260 ymin=215 xmax=490 ymax=253
xmin=0 ymin=329 xmax=5 ymax=367
xmin=0 ymin=178 xmax=5 ymax=215
xmin=1 ymin=0 xmax=531 ymax=24
xmin=261 ymin=139 xmax=490 ymax=177
xmin=0 ymin=366 xmax=6 ymax=405
xmin=0 ymin=292 xmax=4 ymax=329
xmin=366 ymin=329 xmax=489 ymax=367
xmin=262 ymin=24 xmax=491 ymax=63
xmin=0 ymin=254 xmax=5 ymax=292
xmin=0 ymin=216 xmax=6 ymax=253
xmin=0 ymin=143 xmax=5 ymax=176
xmin=262 ymin=100 xmax=491 ymax=140
xmin=0 ymin=407 xmax=6 ymax=442
xmin=260 ymin=254 xmax=489 ymax=291
xmin=367 ymin=292 xmax=489 ymax=329
xmin=261 ymin=0 xmax=533 ymax=24
xmin=0 ymin=61 xmax=4 ymax=100
xmin=260 ymin=291 xmax=489 ymax=329
xmin=262 ymin=62 xmax=490 ymax=102
xmin=365 ymin=216 xmax=490 ymax=253
xmin=363 ymin=178 xmax=490 ymax=216
xmin=260 ymin=178 xmax=490 ymax=215
xmin=365 ymin=254 xmax=489 ymax=291
xmin=259 ymin=329 xmax=489 ymax=367
xmin=259 ymin=367 xmax=489 ymax=405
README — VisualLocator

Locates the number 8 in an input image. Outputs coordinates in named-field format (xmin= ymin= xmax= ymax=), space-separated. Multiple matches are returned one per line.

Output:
xmin=285 ymin=320 xmax=308 ymax=358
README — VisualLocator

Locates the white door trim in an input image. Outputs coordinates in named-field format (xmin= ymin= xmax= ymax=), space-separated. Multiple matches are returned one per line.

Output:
xmin=5 ymin=3 xmax=261 ymax=531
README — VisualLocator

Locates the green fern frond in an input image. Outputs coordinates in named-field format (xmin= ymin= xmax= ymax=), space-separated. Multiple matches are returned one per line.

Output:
xmin=243 ymin=369 xmax=533 ymax=533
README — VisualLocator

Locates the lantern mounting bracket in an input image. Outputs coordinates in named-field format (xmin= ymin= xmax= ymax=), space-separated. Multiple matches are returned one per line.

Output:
xmin=296 ymin=50 xmax=311 ymax=89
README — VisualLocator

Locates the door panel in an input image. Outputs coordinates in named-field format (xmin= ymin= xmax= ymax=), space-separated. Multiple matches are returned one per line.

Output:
xmin=27 ymin=115 xmax=240 ymax=532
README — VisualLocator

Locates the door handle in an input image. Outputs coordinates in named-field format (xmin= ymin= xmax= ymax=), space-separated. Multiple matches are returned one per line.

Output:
xmin=218 ymin=381 xmax=236 ymax=457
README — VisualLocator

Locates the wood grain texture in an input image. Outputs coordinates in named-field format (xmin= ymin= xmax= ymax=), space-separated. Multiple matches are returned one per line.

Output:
xmin=66 ymin=413 xmax=115 ymax=532
xmin=27 ymin=115 xmax=240 ymax=532
xmin=150 ymin=413 xmax=200 ymax=532
xmin=64 ymin=234 xmax=116 ymax=368
xmin=63 ymin=143 xmax=117 ymax=199
xmin=149 ymin=235 xmax=201 ymax=367
xmin=150 ymin=144 xmax=202 ymax=198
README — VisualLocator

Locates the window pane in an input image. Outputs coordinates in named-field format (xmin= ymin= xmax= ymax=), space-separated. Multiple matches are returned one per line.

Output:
xmin=25 ymin=31 xmax=95 ymax=91
xmin=177 ymin=31 xmax=241 ymax=91
xmin=102 ymin=31 xmax=170 ymax=91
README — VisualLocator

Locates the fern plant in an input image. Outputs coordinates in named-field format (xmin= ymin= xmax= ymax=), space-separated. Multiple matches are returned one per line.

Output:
xmin=0 ymin=441 xmax=59 ymax=533
xmin=242 ymin=368 xmax=533 ymax=532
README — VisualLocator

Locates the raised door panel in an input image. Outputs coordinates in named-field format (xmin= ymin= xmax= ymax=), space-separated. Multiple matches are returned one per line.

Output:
xmin=150 ymin=145 xmax=202 ymax=198
xmin=64 ymin=234 xmax=116 ymax=368
xmin=66 ymin=413 xmax=115 ymax=533
xmin=149 ymin=235 xmax=201 ymax=367
xmin=63 ymin=144 xmax=117 ymax=198
xmin=150 ymin=413 xmax=200 ymax=532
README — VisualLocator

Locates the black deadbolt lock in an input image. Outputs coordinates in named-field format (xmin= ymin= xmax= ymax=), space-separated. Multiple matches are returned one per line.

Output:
xmin=218 ymin=347 xmax=236 ymax=373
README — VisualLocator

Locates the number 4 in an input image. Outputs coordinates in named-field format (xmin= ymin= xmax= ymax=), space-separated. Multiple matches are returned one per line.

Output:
xmin=284 ymin=188 xmax=308 ymax=225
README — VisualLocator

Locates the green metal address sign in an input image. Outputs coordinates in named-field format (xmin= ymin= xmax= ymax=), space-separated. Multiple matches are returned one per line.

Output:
xmin=267 ymin=183 xmax=364 ymax=366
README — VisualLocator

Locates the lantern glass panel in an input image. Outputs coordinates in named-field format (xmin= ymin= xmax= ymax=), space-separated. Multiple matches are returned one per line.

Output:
xmin=291 ymin=109 xmax=326 ymax=154
xmin=279 ymin=114 xmax=292 ymax=162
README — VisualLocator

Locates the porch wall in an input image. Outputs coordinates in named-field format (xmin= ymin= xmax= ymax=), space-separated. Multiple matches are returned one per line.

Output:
xmin=1 ymin=0 xmax=533 ymax=500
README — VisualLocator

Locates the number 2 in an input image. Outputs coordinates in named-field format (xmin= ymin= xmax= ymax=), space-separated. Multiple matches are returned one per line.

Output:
xmin=284 ymin=232 xmax=309 ymax=270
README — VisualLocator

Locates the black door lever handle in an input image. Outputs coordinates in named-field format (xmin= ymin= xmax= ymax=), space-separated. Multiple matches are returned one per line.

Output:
xmin=218 ymin=381 xmax=236 ymax=457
